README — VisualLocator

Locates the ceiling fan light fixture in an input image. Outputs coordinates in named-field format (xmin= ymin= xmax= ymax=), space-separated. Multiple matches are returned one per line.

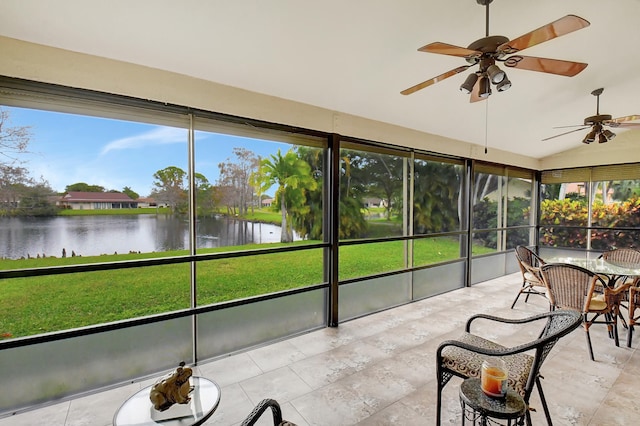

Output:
xmin=479 ymin=76 xmax=491 ymax=98
xmin=583 ymin=129 xmax=597 ymax=144
xmin=597 ymin=132 xmax=608 ymax=144
xmin=460 ymin=73 xmax=479 ymax=94
xmin=486 ymin=64 xmax=505 ymax=84
xmin=496 ymin=77 xmax=511 ymax=92
xmin=602 ymin=129 xmax=616 ymax=141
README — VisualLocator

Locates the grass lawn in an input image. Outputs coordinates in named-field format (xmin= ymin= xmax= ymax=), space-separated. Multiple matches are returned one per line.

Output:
xmin=0 ymin=208 xmax=495 ymax=339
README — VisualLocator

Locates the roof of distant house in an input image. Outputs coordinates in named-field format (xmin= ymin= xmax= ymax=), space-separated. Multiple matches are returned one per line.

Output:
xmin=136 ymin=197 xmax=156 ymax=203
xmin=62 ymin=191 xmax=134 ymax=202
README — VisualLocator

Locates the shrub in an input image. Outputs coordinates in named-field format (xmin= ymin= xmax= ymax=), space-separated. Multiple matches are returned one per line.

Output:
xmin=540 ymin=196 xmax=640 ymax=249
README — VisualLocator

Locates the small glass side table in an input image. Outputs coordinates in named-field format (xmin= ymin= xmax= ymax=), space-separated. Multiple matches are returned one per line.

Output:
xmin=113 ymin=376 xmax=221 ymax=426
xmin=459 ymin=378 xmax=527 ymax=426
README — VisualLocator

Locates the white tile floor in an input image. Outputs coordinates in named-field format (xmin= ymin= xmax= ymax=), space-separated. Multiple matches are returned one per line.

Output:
xmin=2 ymin=273 xmax=638 ymax=425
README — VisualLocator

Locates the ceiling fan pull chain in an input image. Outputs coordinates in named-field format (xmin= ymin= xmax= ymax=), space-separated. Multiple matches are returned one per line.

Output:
xmin=485 ymin=99 xmax=489 ymax=154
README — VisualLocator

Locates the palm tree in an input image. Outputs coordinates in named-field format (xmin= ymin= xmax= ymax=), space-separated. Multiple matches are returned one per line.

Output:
xmin=255 ymin=149 xmax=316 ymax=242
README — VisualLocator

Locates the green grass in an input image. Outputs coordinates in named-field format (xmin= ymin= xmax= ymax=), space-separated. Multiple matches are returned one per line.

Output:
xmin=0 ymin=209 xmax=494 ymax=339
xmin=240 ymin=209 xmax=282 ymax=223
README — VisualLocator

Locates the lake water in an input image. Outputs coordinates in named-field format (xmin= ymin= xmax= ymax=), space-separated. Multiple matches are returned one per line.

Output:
xmin=0 ymin=215 xmax=294 ymax=259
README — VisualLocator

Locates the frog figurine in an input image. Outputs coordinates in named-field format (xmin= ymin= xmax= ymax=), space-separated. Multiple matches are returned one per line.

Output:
xmin=149 ymin=361 xmax=193 ymax=411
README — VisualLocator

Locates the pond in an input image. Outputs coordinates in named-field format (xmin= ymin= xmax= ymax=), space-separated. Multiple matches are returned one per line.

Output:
xmin=0 ymin=215 xmax=296 ymax=259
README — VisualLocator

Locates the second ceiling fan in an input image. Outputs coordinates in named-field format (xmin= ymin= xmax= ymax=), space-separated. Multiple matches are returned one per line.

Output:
xmin=401 ymin=0 xmax=590 ymax=102
xmin=543 ymin=88 xmax=640 ymax=144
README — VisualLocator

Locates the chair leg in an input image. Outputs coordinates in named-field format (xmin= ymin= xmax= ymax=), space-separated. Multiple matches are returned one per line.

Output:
xmin=628 ymin=324 xmax=634 ymax=348
xmin=612 ymin=313 xmax=620 ymax=347
xmin=436 ymin=381 xmax=443 ymax=426
xmin=525 ymin=409 xmax=533 ymax=426
xmin=511 ymin=284 xmax=526 ymax=309
xmin=585 ymin=329 xmax=595 ymax=361
xmin=536 ymin=376 xmax=553 ymax=426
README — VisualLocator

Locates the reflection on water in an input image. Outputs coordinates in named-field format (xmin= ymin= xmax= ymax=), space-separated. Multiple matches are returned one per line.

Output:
xmin=0 ymin=215 xmax=296 ymax=259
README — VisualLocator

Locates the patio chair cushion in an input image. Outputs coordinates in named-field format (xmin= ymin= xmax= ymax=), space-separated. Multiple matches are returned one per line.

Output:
xmin=523 ymin=271 xmax=543 ymax=284
xmin=588 ymin=294 xmax=607 ymax=311
xmin=440 ymin=332 xmax=534 ymax=397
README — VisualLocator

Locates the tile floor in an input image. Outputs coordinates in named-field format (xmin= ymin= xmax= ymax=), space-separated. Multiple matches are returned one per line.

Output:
xmin=1 ymin=273 xmax=638 ymax=425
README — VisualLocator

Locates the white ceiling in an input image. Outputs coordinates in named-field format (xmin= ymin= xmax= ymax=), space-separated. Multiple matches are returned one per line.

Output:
xmin=1 ymin=0 xmax=640 ymax=159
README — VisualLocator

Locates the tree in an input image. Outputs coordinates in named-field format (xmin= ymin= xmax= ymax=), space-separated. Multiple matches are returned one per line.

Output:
xmin=216 ymin=148 xmax=259 ymax=215
xmin=360 ymin=153 xmax=404 ymax=220
xmin=122 ymin=186 xmax=139 ymax=200
xmin=611 ymin=180 xmax=640 ymax=201
xmin=413 ymin=161 xmax=462 ymax=233
xmin=194 ymin=172 xmax=216 ymax=215
xmin=152 ymin=166 xmax=187 ymax=213
xmin=17 ymin=179 xmax=57 ymax=216
xmin=255 ymin=149 xmax=316 ymax=242
xmin=0 ymin=108 xmax=31 ymax=165
xmin=288 ymin=147 xmax=369 ymax=240
xmin=0 ymin=164 xmax=34 ymax=215
xmin=65 ymin=182 xmax=106 ymax=193
xmin=0 ymin=165 xmax=56 ymax=216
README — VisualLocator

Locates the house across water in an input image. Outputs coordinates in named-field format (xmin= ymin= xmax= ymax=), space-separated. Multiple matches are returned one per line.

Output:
xmin=58 ymin=191 xmax=138 ymax=210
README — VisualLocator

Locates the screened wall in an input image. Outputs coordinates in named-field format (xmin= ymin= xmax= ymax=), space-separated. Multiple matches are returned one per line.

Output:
xmin=470 ymin=163 xmax=536 ymax=283
xmin=0 ymin=76 xmax=537 ymax=414
xmin=539 ymin=164 xmax=640 ymax=258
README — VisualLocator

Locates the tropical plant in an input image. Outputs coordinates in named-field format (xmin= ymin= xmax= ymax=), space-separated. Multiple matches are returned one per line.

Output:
xmin=413 ymin=160 xmax=461 ymax=233
xmin=254 ymin=149 xmax=317 ymax=242
xmin=539 ymin=198 xmax=589 ymax=248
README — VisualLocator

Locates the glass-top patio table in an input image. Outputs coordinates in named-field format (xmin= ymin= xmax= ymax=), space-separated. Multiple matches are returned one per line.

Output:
xmin=545 ymin=256 xmax=640 ymax=287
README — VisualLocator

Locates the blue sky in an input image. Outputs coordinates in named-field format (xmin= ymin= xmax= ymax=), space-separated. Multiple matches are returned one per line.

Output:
xmin=7 ymin=106 xmax=292 ymax=197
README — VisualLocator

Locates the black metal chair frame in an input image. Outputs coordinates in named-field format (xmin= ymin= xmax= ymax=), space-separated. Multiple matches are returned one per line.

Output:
xmin=436 ymin=310 xmax=582 ymax=426
xmin=240 ymin=398 xmax=285 ymax=426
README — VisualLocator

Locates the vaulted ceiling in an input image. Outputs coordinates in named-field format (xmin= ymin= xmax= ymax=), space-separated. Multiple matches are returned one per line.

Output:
xmin=1 ymin=0 xmax=640 ymax=161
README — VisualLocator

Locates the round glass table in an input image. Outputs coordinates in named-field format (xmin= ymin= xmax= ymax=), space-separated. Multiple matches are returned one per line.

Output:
xmin=113 ymin=376 xmax=220 ymax=426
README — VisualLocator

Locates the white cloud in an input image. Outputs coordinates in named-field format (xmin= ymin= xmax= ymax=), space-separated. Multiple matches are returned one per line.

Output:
xmin=101 ymin=126 xmax=186 ymax=155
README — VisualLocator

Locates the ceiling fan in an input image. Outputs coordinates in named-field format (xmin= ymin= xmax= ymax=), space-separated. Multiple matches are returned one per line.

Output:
xmin=542 ymin=88 xmax=640 ymax=144
xmin=401 ymin=0 xmax=590 ymax=102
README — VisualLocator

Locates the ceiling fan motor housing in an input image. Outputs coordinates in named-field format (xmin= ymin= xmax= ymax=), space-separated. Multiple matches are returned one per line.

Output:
xmin=584 ymin=114 xmax=612 ymax=126
xmin=465 ymin=36 xmax=509 ymax=64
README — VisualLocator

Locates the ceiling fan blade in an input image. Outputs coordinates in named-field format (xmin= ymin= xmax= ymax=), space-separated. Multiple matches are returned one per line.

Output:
xmin=606 ymin=115 xmax=640 ymax=126
xmin=400 ymin=65 xmax=471 ymax=95
xmin=542 ymin=126 xmax=589 ymax=141
xmin=418 ymin=42 xmax=481 ymax=58
xmin=503 ymin=55 xmax=587 ymax=76
xmin=551 ymin=124 xmax=587 ymax=129
xmin=497 ymin=15 xmax=590 ymax=55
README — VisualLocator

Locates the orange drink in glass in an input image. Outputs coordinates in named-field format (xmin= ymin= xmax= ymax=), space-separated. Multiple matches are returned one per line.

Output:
xmin=481 ymin=358 xmax=508 ymax=397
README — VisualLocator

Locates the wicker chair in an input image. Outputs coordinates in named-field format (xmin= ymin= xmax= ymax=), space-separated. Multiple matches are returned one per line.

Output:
xmin=240 ymin=399 xmax=297 ymax=426
xmin=512 ymin=246 xmax=548 ymax=309
xmin=601 ymin=248 xmax=640 ymax=346
xmin=436 ymin=309 xmax=581 ymax=426
xmin=601 ymin=247 xmax=640 ymax=266
xmin=540 ymin=263 xmax=631 ymax=360
xmin=600 ymin=248 xmax=640 ymax=286
xmin=628 ymin=287 xmax=640 ymax=347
